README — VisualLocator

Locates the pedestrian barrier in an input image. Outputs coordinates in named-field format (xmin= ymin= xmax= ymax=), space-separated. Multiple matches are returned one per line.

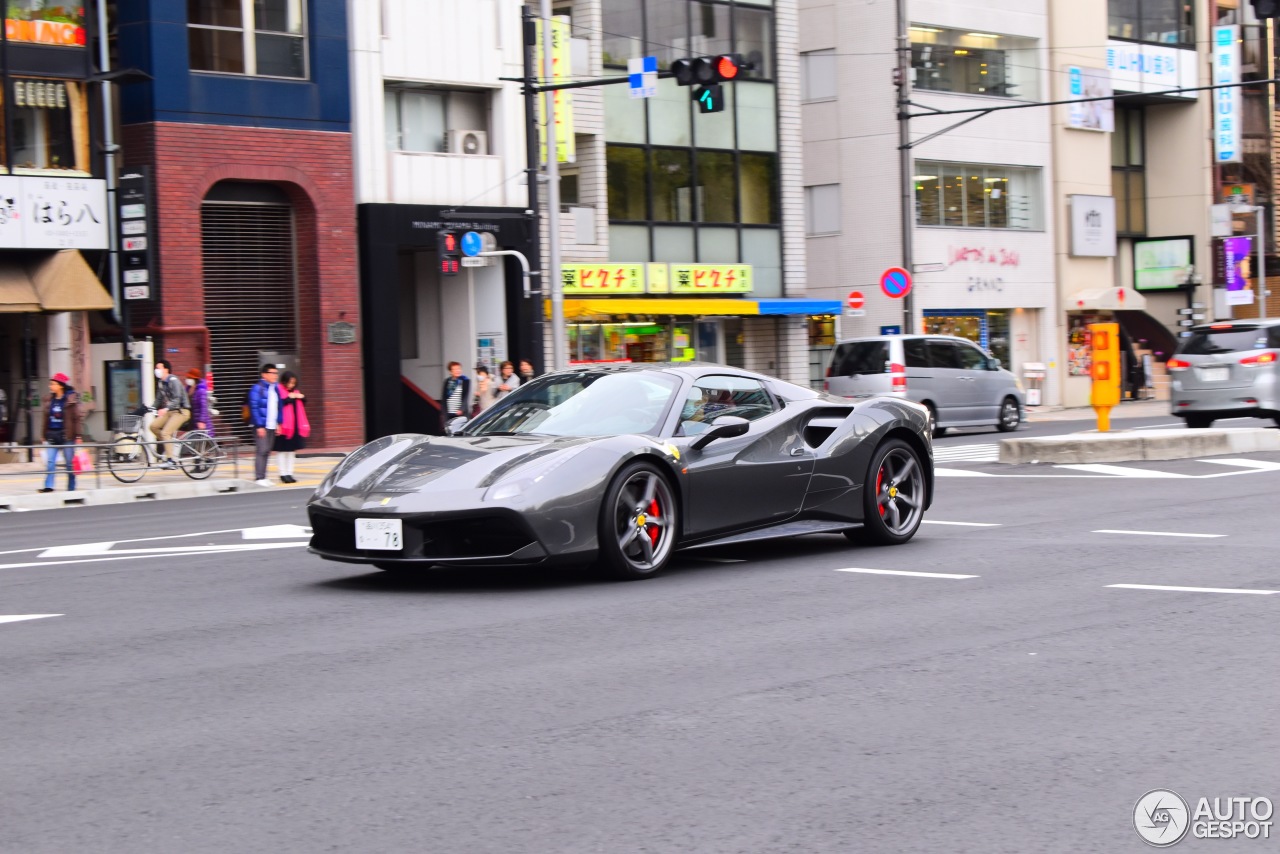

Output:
xmin=0 ymin=435 xmax=243 ymax=493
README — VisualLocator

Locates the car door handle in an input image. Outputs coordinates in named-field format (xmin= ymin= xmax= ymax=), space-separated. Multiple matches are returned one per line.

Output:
xmin=789 ymin=447 xmax=806 ymax=456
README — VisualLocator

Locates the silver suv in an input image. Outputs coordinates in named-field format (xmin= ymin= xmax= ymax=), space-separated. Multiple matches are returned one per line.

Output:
xmin=1168 ymin=319 xmax=1280 ymax=428
xmin=825 ymin=335 xmax=1024 ymax=435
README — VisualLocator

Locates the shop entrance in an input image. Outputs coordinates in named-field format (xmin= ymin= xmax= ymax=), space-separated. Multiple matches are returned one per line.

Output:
xmin=567 ymin=318 xmax=723 ymax=364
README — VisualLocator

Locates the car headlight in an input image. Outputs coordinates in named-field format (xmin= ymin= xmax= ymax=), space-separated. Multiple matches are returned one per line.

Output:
xmin=1014 ymin=377 xmax=1025 ymax=392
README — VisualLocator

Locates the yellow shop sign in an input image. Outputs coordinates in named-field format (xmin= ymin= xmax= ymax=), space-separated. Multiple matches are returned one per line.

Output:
xmin=669 ymin=264 xmax=752 ymax=294
xmin=561 ymin=263 xmax=646 ymax=294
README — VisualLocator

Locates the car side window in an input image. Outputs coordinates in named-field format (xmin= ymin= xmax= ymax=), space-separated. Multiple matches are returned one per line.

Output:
xmin=926 ymin=340 xmax=961 ymax=369
xmin=679 ymin=376 xmax=778 ymax=436
xmin=954 ymin=343 xmax=989 ymax=371
xmin=1269 ymin=327 xmax=1280 ymax=349
xmin=903 ymin=339 xmax=929 ymax=369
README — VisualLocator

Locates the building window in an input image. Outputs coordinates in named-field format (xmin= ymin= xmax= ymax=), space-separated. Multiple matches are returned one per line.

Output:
xmin=910 ymin=25 xmax=1039 ymax=100
xmin=8 ymin=79 xmax=89 ymax=173
xmin=189 ymin=0 xmax=308 ymax=79
xmin=384 ymin=86 xmax=489 ymax=154
xmin=1108 ymin=0 xmax=1193 ymax=46
xmin=1112 ymin=106 xmax=1146 ymax=235
xmin=805 ymin=184 xmax=840 ymax=235
xmin=915 ymin=161 xmax=1043 ymax=230
xmin=801 ymin=50 xmax=836 ymax=102
xmin=607 ymin=144 xmax=780 ymax=227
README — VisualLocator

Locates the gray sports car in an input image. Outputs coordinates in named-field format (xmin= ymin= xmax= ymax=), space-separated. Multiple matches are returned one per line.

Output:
xmin=308 ymin=363 xmax=934 ymax=579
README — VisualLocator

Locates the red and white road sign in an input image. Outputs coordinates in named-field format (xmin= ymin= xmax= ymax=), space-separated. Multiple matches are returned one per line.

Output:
xmin=847 ymin=290 xmax=865 ymax=310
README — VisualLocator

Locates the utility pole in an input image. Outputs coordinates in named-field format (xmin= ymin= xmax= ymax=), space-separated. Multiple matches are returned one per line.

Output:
xmin=895 ymin=0 xmax=914 ymax=334
xmin=539 ymin=0 xmax=567 ymax=372
xmin=521 ymin=6 xmax=544 ymax=372
xmin=96 ymin=0 xmax=128 ymax=359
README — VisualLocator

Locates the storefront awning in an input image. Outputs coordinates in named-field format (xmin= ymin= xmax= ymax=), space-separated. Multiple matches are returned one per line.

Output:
xmin=0 ymin=250 xmax=114 ymax=313
xmin=0 ymin=264 xmax=42 ymax=312
xmin=561 ymin=298 xmax=842 ymax=319
xmin=1067 ymin=286 xmax=1147 ymax=312
xmin=28 ymin=250 xmax=115 ymax=311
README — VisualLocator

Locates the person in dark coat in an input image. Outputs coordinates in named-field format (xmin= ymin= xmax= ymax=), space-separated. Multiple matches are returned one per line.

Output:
xmin=441 ymin=361 xmax=471 ymax=428
xmin=40 ymin=372 xmax=82 ymax=493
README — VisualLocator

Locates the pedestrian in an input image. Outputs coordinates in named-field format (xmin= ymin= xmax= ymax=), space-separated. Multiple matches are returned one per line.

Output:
xmin=39 ymin=372 xmax=81 ymax=493
xmin=150 ymin=359 xmax=191 ymax=470
xmin=519 ymin=358 xmax=537 ymax=383
xmin=440 ymin=361 xmax=471 ymax=427
xmin=184 ymin=368 xmax=214 ymax=436
xmin=494 ymin=360 xmax=520 ymax=400
xmin=273 ymin=370 xmax=310 ymax=484
xmin=473 ymin=367 xmax=496 ymax=414
xmin=248 ymin=363 xmax=283 ymax=486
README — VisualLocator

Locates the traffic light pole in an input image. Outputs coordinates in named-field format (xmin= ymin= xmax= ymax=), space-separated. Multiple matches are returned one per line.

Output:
xmin=521 ymin=6 xmax=545 ymax=375
xmin=895 ymin=0 xmax=914 ymax=334
xmin=539 ymin=0 xmax=567 ymax=372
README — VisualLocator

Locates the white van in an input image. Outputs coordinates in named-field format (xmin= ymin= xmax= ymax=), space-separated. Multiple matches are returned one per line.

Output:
xmin=826 ymin=335 xmax=1024 ymax=435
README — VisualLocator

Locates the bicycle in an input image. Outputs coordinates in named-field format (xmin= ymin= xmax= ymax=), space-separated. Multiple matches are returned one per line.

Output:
xmin=105 ymin=409 xmax=220 ymax=483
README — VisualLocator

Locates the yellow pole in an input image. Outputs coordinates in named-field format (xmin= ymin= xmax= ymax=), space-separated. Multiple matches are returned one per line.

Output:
xmin=1094 ymin=405 xmax=1111 ymax=433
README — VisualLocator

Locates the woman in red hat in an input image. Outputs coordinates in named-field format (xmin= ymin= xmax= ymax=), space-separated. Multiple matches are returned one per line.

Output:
xmin=40 ymin=372 xmax=82 ymax=493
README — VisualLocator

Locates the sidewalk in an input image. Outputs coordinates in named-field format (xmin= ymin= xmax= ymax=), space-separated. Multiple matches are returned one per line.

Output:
xmin=1024 ymin=398 xmax=1170 ymax=423
xmin=0 ymin=450 xmax=347 ymax=512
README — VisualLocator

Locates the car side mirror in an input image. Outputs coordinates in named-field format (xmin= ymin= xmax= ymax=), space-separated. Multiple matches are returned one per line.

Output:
xmin=988 ymin=358 xmax=1001 ymax=371
xmin=689 ymin=415 xmax=750 ymax=451
xmin=445 ymin=416 xmax=468 ymax=436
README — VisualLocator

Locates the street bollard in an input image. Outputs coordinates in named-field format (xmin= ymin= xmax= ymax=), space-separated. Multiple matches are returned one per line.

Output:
xmin=1089 ymin=322 xmax=1120 ymax=433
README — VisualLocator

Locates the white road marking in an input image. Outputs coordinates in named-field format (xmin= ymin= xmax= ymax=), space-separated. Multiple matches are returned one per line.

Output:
xmin=0 ymin=614 xmax=62 ymax=625
xmin=1093 ymin=529 xmax=1225 ymax=539
xmin=933 ymin=444 xmax=1000 ymax=463
xmin=922 ymin=520 xmax=1001 ymax=527
xmin=1131 ymin=423 xmax=1185 ymax=430
xmin=1107 ymin=584 xmax=1278 ymax=596
xmin=0 ymin=526 xmax=265 ymax=557
xmin=935 ymin=468 xmax=998 ymax=478
xmin=37 ymin=542 xmax=308 ymax=559
xmin=1055 ymin=464 xmax=1189 ymax=478
xmin=1 ymin=542 xmax=308 ymax=571
xmin=1197 ymin=458 xmax=1280 ymax=472
xmin=241 ymin=524 xmax=312 ymax=540
xmin=690 ymin=557 xmax=747 ymax=564
xmin=836 ymin=568 xmax=979 ymax=580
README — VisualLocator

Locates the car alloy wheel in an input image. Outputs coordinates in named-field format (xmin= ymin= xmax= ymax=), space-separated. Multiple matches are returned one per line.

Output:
xmin=599 ymin=461 xmax=676 ymax=579
xmin=997 ymin=398 xmax=1020 ymax=432
xmin=854 ymin=438 xmax=925 ymax=545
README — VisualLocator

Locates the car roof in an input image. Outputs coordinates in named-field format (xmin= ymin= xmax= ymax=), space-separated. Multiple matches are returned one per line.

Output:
xmin=833 ymin=334 xmax=975 ymax=344
xmin=1188 ymin=319 xmax=1280 ymax=332
xmin=539 ymin=361 xmax=813 ymax=392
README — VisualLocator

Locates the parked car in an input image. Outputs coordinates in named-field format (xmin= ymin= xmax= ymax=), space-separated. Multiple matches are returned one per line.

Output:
xmin=308 ymin=364 xmax=934 ymax=580
xmin=825 ymin=334 xmax=1024 ymax=435
xmin=1167 ymin=319 xmax=1280 ymax=428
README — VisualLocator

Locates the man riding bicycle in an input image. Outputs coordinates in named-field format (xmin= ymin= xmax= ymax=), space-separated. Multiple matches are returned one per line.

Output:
xmin=149 ymin=360 xmax=191 ymax=470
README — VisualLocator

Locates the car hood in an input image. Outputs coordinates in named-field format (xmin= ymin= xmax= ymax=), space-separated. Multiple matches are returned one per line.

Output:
xmin=320 ymin=433 xmax=597 ymax=499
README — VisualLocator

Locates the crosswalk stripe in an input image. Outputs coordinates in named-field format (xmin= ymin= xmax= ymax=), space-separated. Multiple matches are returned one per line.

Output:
xmin=933 ymin=444 xmax=1000 ymax=462
xmin=1054 ymin=464 xmax=1189 ymax=478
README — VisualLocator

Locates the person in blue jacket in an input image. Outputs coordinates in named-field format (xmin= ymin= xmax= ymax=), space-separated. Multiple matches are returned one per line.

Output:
xmin=248 ymin=364 xmax=283 ymax=486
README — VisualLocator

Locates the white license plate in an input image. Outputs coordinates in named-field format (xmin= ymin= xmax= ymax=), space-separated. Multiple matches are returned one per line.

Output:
xmin=355 ymin=518 xmax=403 ymax=551
xmin=1199 ymin=367 xmax=1230 ymax=382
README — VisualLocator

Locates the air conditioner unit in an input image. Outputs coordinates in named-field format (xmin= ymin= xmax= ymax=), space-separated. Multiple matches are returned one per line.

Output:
xmin=447 ymin=129 xmax=487 ymax=155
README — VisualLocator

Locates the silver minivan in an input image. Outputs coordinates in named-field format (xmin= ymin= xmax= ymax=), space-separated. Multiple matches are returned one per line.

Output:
xmin=1168 ymin=319 xmax=1280 ymax=428
xmin=825 ymin=335 xmax=1025 ymax=434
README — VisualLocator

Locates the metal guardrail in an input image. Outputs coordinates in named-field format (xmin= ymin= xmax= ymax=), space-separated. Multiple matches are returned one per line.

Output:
xmin=0 ymin=435 xmax=243 ymax=491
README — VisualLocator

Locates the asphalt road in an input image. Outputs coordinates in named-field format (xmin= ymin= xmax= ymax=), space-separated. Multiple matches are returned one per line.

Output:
xmin=2 ymin=419 xmax=1278 ymax=853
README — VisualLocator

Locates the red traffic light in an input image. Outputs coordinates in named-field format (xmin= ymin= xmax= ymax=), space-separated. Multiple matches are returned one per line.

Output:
xmin=716 ymin=55 xmax=741 ymax=80
xmin=442 ymin=232 xmax=456 ymax=252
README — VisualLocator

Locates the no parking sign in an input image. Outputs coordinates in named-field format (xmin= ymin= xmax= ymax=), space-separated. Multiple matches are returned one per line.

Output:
xmin=880 ymin=267 xmax=912 ymax=299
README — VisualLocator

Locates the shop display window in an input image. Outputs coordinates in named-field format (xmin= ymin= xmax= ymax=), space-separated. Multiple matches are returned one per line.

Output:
xmin=5 ymin=78 xmax=89 ymax=173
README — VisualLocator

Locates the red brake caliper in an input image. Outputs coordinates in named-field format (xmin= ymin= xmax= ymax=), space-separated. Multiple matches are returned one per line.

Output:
xmin=876 ymin=467 xmax=886 ymax=517
xmin=647 ymin=499 xmax=661 ymax=546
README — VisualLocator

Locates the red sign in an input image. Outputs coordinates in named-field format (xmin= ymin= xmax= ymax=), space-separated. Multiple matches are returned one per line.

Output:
xmin=847 ymin=290 xmax=865 ymax=310
xmin=880 ymin=267 xmax=912 ymax=299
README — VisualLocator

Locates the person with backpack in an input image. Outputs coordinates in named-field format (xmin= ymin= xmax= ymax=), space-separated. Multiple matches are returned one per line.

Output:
xmin=149 ymin=359 xmax=191 ymax=470
xmin=248 ymin=363 xmax=283 ymax=486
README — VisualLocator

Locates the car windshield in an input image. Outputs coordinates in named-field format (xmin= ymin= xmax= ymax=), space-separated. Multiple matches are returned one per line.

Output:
xmin=463 ymin=370 xmax=680 ymax=438
xmin=1179 ymin=327 xmax=1270 ymax=355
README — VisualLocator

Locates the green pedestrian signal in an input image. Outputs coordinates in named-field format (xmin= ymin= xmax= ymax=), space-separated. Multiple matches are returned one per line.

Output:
xmin=694 ymin=83 xmax=724 ymax=114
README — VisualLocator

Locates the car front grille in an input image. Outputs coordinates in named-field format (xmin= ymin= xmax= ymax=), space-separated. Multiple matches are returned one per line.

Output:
xmin=310 ymin=512 xmax=536 ymax=561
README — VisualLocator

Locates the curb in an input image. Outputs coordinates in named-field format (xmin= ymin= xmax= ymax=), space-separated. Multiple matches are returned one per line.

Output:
xmin=999 ymin=428 xmax=1280 ymax=464
xmin=0 ymin=478 xmax=313 ymax=512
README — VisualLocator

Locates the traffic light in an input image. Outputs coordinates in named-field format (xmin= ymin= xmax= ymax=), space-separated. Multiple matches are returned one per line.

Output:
xmin=1089 ymin=322 xmax=1121 ymax=431
xmin=437 ymin=230 xmax=460 ymax=277
xmin=672 ymin=54 xmax=746 ymax=113
xmin=1250 ymin=0 xmax=1280 ymax=19
xmin=694 ymin=83 xmax=724 ymax=114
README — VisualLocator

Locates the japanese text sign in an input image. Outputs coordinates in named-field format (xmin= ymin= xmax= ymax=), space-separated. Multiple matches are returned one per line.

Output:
xmin=561 ymin=264 xmax=646 ymax=294
xmin=668 ymin=265 xmax=752 ymax=294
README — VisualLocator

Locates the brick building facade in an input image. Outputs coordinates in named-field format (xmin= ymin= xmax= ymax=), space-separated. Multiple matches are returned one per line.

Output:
xmin=116 ymin=0 xmax=362 ymax=447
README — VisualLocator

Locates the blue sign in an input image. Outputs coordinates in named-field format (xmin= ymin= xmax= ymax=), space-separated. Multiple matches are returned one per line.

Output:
xmin=461 ymin=231 xmax=484 ymax=257
xmin=880 ymin=325 xmax=902 ymax=336
xmin=1069 ymin=66 xmax=1082 ymax=96
xmin=628 ymin=56 xmax=658 ymax=99
xmin=880 ymin=267 xmax=912 ymax=299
